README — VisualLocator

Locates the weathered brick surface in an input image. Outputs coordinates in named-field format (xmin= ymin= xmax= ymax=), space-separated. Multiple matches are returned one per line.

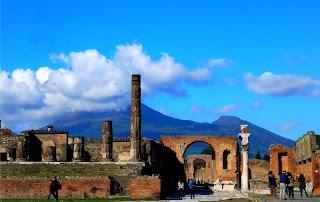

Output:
xmin=187 ymin=154 xmax=214 ymax=183
xmin=161 ymin=136 xmax=238 ymax=181
xmin=312 ymin=151 xmax=320 ymax=194
xmin=269 ymin=145 xmax=296 ymax=177
xmin=0 ymin=178 xmax=110 ymax=199
xmin=129 ymin=178 xmax=161 ymax=199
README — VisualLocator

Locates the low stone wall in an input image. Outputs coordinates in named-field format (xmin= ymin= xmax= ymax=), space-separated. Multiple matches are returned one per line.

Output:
xmin=130 ymin=177 xmax=161 ymax=199
xmin=0 ymin=177 xmax=110 ymax=199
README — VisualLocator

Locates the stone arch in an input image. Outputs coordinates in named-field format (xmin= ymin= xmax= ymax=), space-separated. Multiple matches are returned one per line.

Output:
xmin=161 ymin=135 xmax=238 ymax=181
xmin=187 ymin=154 xmax=213 ymax=183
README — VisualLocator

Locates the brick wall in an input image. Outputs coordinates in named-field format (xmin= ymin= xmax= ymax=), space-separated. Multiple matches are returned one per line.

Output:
xmin=313 ymin=151 xmax=320 ymax=194
xmin=0 ymin=178 xmax=110 ymax=199
xmin=129 ymin=178 xmax=161 ymax=199
xmin=269 ymin=145 xmax=296 ymax=178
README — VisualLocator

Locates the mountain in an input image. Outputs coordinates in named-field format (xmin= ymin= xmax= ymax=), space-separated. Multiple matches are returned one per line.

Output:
xmin=45 ymin=103 xmax=295 ymax=157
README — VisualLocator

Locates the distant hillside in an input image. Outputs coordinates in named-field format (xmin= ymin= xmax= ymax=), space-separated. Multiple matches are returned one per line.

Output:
xmin=45 ymin=103 xmax=295 ymax=157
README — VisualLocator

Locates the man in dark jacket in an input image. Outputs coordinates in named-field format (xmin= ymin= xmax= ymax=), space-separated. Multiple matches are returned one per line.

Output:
xmin=47 ymin=177 xmax=60 ymax=201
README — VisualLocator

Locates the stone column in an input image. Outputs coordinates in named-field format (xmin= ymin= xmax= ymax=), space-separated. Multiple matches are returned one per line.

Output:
xmin=8 ymin=148 xmax=16 ymax=161
xmin=238 ymin=125 xmax=251 ymax=191
xmin=130 ymin=74 xmax=141 ymax=161
xmin=72 ymin=136 xmax=84 ymax=162
xmin=101 ymin=120 xmax=113 ymax=161
xmin=16 ymin=135 xmax=27 ymax=161
xmin=46 ymin=146 xmax=56 ymax=162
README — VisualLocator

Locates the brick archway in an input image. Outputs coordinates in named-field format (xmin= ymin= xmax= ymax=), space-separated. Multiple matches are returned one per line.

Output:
xmin=161 ymin=135 xmax=238 ymax=181
xmin=187 ymin=154 xmax=214 ymax=183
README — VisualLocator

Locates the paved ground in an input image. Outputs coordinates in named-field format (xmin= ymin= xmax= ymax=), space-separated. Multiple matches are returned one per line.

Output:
xmin=165 ymin=188 xmax=319 ymax=202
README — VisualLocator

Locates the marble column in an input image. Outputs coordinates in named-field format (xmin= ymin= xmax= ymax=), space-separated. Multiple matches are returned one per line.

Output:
xmin=101 ymin=120 xmax=113 ymax=161
xmin=238 ymin=125 xmax=251 ymax=192
xmin=130 ymin=74 xmax=141 ymax=161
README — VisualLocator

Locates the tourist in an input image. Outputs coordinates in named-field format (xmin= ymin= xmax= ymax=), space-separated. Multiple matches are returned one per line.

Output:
xmin=298 ymin=174 xmax=309 ymax=198
xmin=47 ymin=176 xmax=61 ymax=201
xmin=177 ymin=179 xmax=184 ymax=200
xmin=188 ymin=179 xmax=195 ymax=199
xmin=268 ymin=171 xmax=277 ymax=198
xmin=286 ymin=172 xmax=295 ymax=199
xmin=279 ymin=170 xmax=287 ymax=200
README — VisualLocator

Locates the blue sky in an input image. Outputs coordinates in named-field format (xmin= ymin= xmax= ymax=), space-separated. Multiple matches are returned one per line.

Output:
xmin=1 ymin=0 xmax=319 ymax=141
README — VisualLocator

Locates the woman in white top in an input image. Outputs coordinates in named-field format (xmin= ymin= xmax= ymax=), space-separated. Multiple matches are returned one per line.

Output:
xmin=178 ymin=180 xmax=184 ymax=200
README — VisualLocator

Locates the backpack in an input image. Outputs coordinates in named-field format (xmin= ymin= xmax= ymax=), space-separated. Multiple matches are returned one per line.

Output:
xmin=57 ymin=181 xmax=62 ymax=190
xmin=289 ymin=176 xmax=295 ymax=184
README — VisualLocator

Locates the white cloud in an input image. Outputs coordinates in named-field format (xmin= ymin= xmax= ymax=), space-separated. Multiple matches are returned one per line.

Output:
xmin=214 ymin=104 xmax=239 ymax=114
xmin=244 ymin=72 xmax=320 ymax=96
xmin=280 ymin=122 xmax=303 ymax=131
xmin=252 ymin=101 xmax=261 ymax=108
xmin=0 ymin=44 xmax=213 ymax=132
xmin=207 ymin=58 xmax=232 ymax=68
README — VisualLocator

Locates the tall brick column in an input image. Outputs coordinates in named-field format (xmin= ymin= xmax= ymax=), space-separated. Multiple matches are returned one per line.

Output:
xmin=238 ymin=125 xmax=251 ymax=191
xmin=130 ymin=74 xmax=141 ymax=161
xmin=101 ymin=120 xmax=113 ymax=161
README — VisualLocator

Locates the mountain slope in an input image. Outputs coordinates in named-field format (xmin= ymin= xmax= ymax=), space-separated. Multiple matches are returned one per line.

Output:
xmin=46 ymin=103 xmax=294 ymax=157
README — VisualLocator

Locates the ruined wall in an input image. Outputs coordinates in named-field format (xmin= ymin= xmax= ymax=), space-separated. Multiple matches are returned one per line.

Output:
xmin=161 ymin=135 xmax=238 ymax=182
xmin=0 ymin=135 xmax=18 ymax=160
xmin=295 ymin=131 xmax=317 ymax=182
xmin=129 ymin=177 xmax=161 ymax=199
xmin=269 ymin=144 xmax=296 ymax=178
xmin=312 ymin=150 xmax=320 ymax=194
xmin=84 ymin=138 xmax=131 ymax=162
xmin=34 ymin=133 xmax=68 ymax=161
xmin=0 ymin=178 xmax=111 ymax=199
xmin=296 ymin=131 xmax=317 ymax=162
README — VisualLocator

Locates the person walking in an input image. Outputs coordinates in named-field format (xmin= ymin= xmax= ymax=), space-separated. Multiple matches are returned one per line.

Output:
xmin=268 ymin=171 xmax=277 ymax=198
xmin=177 ymin=179 xmax=184 ymax=200
xmin=188 ymin=179 xmax=195 ymax=199
xmin=279 ymin=170 xmax=287 ymax=200
xmin=286 ymin=172 xmax=295 ymax=199
xmin=47 ymin=176 xmax=60 ymax=201
xmin=298 ymin=174 xmax=309 ymax=198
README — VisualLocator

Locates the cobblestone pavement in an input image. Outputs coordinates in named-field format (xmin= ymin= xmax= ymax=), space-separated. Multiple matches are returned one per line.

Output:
xmin=165 ymin=189 xmax=319 ymax=202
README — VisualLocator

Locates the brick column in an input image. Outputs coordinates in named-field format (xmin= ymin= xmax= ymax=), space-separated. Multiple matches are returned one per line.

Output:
xmin=101 ymin=120 xmax=113 ymax=161
xmin=130 ymin=74 xmax=141 ymax=161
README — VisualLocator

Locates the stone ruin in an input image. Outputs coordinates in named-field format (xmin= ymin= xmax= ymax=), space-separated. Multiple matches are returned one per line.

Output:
xmin=3 ymin=74 xmax=318 ymax=197
xmin=269 ymin=131 xmax=320 ymax=194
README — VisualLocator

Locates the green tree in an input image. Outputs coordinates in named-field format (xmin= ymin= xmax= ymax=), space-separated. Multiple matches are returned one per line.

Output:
xmin=201 ymin=147 xmax=215 ymax=159
xmin=263 ymin=154 xmax=270 ymax=161
xmin=255 ymin=151 xmax=261 ymax=159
